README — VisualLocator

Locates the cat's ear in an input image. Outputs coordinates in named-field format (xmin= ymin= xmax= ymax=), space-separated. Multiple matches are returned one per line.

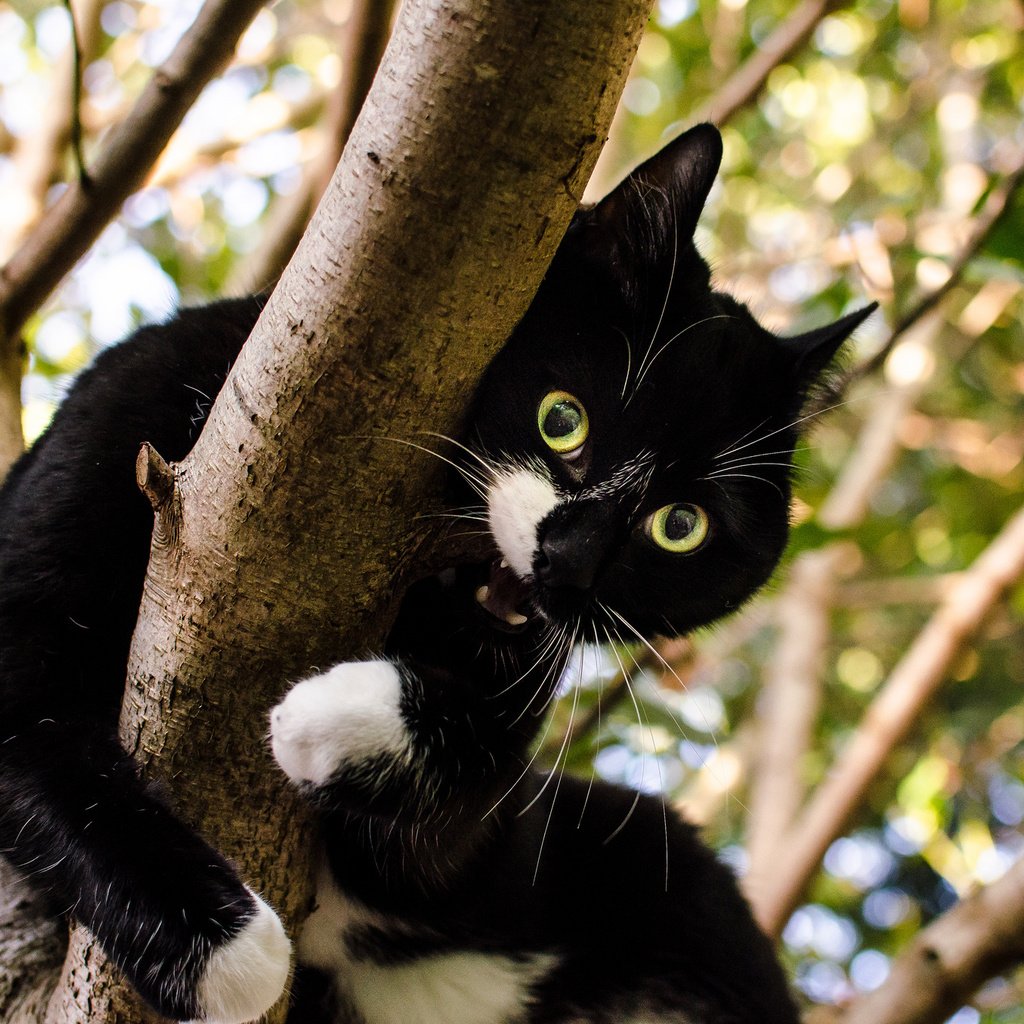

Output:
xmin=781 ymin=303 xmax=878 ymax=383
xmin=569 ymin=123 xmax=723 ymax=276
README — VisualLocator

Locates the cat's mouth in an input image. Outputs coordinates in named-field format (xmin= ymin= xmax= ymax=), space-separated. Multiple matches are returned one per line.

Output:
xmin=473 ymin=558 xmax=535 ymax=633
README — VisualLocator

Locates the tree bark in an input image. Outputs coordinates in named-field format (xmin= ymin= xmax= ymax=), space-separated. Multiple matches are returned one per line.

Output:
xmin=835 ymin=858 xmax=1024 ymax=1024
xmin=46 ymin=0 xmax=656 ymax=1020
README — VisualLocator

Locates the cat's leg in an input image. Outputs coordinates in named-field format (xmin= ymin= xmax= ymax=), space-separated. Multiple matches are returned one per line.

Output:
xmin=270 ymin=648 xmax=550 ymax=833
xmin=270 ymin=565 xmax=563 ymax=831
xmin=0 ymin=720 xmax=290 ymax=1023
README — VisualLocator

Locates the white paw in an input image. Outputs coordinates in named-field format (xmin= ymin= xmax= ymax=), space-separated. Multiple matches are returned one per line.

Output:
xmin=269 ymin=660 xmax=411 ymax=787
xmin=193 ymin=891 xmax=291 ymax=1024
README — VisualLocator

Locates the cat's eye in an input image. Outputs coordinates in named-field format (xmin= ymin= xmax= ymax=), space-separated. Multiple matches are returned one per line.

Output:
xmin=537 ymin=390 xmax=589 ymax=458
xmin=646 ymin=503 xmax=709 ymax=553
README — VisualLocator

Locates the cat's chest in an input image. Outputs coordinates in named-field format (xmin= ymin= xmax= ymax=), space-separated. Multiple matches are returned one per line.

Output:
xmin=298 ymin=859 xmax=557 ymax=1024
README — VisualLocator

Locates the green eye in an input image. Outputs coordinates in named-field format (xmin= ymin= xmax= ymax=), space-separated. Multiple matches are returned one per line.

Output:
xmin=538 ymin=390 xmax=589 ymax=457
xmin=646 ymin=504 xmax=709 ymax=553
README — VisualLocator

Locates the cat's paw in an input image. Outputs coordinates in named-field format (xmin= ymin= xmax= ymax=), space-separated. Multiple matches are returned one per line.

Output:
xmin=192 ymin=890 xmax=291 ymax=1024
xmin=269 ymin=660 xmax=411 ymax=787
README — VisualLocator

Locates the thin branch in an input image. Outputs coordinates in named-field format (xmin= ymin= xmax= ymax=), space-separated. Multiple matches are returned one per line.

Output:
xmin=60 ymin=0 xmax=90 ymax=187
xmin=836 ymin=857 xmax=1024 ymax=1024
xmin=0 ymin=0 xmax=102 ymax=265
xmin=229 ymin=0 xmax=395 ymax=293
xmin=817 ymin=309 xmax=943 ymax=530
xmin=749 ymin=503 xmax=1024 ymax=939
xmin=0 ymin=0 xmax=270 ymax=352
xmin=745 ymin=547 xmax=841 ymax=888
xmin=835 ymin=572 xmax=961 ymax=607
xmin=693 ymin=0 xmax=852 ymax=126
xmin=812 ymin=157 xmax=1024 ymax=415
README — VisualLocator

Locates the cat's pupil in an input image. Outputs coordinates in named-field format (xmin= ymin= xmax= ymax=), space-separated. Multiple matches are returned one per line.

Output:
xmin=665 ymin=506 xmax=697 ymax=540
xmin=544 ymin=401 xmax=581 ymax=439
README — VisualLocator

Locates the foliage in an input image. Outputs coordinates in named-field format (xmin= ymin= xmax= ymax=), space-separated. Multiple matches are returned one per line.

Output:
xmin=1 ymin=0 xmax=1022 ymax=1019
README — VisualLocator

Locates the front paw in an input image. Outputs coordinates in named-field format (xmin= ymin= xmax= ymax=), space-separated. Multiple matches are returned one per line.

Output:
xmin=192 ymin=889 xmax=291 ymax=1024
xmin=270 ymin=660 xmax=411 ymax=787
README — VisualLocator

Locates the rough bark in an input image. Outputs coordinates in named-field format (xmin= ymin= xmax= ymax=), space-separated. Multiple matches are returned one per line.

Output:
xmin=0 ymin=859 xmax=64 ymax=1023
xmin=45 ymin=0 xmax=656 ymax=1020
xmin=0 ymin=336 xmax=21 ymax=481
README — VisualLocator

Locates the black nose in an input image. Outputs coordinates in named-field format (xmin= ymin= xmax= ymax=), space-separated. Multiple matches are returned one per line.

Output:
xmin=535 ymin=501 xmax=616 ymax=592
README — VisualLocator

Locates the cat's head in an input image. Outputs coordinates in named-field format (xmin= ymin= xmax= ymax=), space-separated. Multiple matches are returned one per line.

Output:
xmin=463 ymin=123 xmax=873 ymax=641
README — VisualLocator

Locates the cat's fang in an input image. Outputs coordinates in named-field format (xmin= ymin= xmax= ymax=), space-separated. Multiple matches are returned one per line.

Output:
xmin=475 ymin=585 xmax=491 ymax=604
xmin=504 ymin=611 xmax=528 ymax=627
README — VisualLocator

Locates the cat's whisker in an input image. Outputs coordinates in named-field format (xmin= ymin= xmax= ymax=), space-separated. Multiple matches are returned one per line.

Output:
xmin=631 ymin=315 xmax=737 ymax=398
xmin=714 ymin=398 xmax=856 ymax=465
xmin=573 ymin=622 xmax=608 ymax=830
xmin=714 ymin=445 xmax=811 ymax=468
xmin=599 ymin=604 xmax=722 ymax=759
xmin=629 ymin=185 xmax=678 ymax=399
xmin=529 ymin=644 xmax=586 ymax=884
xmin=702 ymin=472 xmax=786 ymax=498
xmin=418 ymin=431 xmax=499 ymax=480
xmin=597 ymin=620 xmax=670 ymax=888
xmin=708 ymin=461 xmax=800 ymax=476
xmin=370 ymin=435 xmax=492 ymax=498
xmin=483 ymin=627 xmax=577 ymax=821
xmin=613 ymin=326 xmax=633 ymax=401
xmin=714 ymin=416 xmax=772 ymax=461
xmin=413 ymin=509 xmax=489 ymax=524
xmin=491 ymin=620 xmax=566 ymax=700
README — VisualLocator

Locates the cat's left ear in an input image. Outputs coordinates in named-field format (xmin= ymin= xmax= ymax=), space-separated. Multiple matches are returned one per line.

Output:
xmin=569 ymin=123 xmax=723 ymax=276
xmin=781 ymin=302 xmax=879 ymax=384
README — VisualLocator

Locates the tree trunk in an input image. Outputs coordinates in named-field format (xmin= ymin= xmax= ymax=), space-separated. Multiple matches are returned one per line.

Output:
xmin=45 ymin=0 xmax=656 ymax=1020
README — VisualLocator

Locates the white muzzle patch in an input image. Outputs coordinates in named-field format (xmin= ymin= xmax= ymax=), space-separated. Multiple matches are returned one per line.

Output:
xmin=486 ymin=466 xmax=559 ymax=578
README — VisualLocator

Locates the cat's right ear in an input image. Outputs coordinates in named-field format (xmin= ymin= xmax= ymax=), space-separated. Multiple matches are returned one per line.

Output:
xmin=568 ymin=123 xmax=723 ymax=277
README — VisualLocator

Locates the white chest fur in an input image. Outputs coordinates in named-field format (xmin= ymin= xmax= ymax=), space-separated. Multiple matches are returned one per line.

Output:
xmin=299 ymin=859 xmax=556 ymax=1024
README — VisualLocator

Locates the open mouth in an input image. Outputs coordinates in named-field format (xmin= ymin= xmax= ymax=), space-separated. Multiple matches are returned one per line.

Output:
xmin=473 ymin=558 xmax=535 ymax=632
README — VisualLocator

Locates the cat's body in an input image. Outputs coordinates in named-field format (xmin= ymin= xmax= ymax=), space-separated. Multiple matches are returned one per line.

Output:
xmin=0 ymin=124 xmax=871 ymax=1022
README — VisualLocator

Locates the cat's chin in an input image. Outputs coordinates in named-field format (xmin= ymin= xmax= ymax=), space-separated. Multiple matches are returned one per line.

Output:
xmin=472 ymin=558 xmax=536 ymax=633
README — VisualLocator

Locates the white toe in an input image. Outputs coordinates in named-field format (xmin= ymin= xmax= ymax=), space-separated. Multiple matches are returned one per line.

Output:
xmin=269 ymin=660 xmax=411 ymax=787
xmin=193 ymin=890 xmax=291 ymax=1024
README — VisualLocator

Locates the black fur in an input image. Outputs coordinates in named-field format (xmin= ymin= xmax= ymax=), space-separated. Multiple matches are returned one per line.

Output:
xmin=0 ymin=124 xmax=873 ymax=1022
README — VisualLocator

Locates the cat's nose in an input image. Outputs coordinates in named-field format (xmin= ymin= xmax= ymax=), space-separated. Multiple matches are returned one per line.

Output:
xmin=535 ymin=501 xmax=615 ymax=592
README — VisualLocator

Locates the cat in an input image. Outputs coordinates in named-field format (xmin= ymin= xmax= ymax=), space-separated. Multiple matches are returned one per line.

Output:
xmin=0 ymin=122 xmax=874 ymax=1023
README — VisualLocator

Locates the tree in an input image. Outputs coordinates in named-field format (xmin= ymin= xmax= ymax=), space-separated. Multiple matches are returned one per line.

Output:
xmin=1 ymin=0 xmax=654 ymax=1020
xmin=1 ymin=0 xmax=1023 ymax=1022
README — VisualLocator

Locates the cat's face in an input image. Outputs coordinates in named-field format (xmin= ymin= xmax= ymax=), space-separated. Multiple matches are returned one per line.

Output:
xmin=462 ymin=125 xmax=872 ymax=642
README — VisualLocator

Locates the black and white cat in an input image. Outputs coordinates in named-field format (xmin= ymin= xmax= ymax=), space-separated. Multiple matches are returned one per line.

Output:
xmin=0 ymin=123 xmax=872 ymax=1023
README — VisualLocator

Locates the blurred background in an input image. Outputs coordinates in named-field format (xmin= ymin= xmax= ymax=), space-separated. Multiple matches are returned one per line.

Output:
xmin=1 ymin=0 xmax=1022 ymax=1019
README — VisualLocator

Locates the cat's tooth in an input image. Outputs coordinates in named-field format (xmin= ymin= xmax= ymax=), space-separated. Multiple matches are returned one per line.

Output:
xmin=499 ymin=558 xmax=509 ymax=569
xmin=505 ymin=611 xmax=528 ymax=627
xmin=475 ymin=585 xmax=490 ymax=604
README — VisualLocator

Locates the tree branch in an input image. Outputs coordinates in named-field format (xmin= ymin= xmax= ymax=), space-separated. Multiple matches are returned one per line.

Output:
xmin=749 ymin=503 xmax=1024 ymax=939
xmin=0 ymin=858 xmax=64 ymax=1024
xmin=836 ymin=858 xmax=1024 ymax=1024
xmin=231 ymin=0 xmax=396 ymax=293
xmin=692 ymin=0 xmax=852 ymax=126
xmin=813 ymin=156 xmax=1024 ymax=416
xmin=817 ymin=310 xmax=943 ymax=531
xmin=47 ymin=1 xmax=656 ymax=1019
xmin=0 ymin=0 xmax=270 ymax=355
xmin=745 ymin=547 xmax=842 ymax=891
